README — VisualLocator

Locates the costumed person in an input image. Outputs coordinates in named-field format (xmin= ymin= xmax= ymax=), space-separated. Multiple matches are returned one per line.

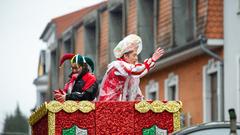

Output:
xmin=98 ymin=34 xmax=165 ymax=101
xmin=53 ymin=54 xmax=98 ymax=103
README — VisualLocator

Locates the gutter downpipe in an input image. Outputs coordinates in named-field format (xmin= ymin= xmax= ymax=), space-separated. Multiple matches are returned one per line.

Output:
xmin=199 ymin=34 xmax=224 ymax=121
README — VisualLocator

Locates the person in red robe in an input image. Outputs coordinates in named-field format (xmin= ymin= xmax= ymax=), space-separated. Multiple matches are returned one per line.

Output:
xmin=98 ymin=34 xmax=165 ymax=101
xmin=54 ymin=54 xmax=98 ymax=102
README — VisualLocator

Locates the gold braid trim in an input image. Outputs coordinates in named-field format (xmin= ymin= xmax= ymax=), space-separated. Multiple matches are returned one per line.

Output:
xmin=29 ymin=101 xmax=95 ymax=127
xmin=48 ymin=112 xmax=55 ymax=135
xmin=135 ymin=100 xmax=182 ymax=132
xmin=135 ymin=100 xmax=182 ymax=113
xmin=78 ymin=101 xmax=95 ymax=113
xmin=62 ymin=101 xmax=79 ymax=113
xmin=173 ymin=111 xmax=181 ymax=132
xmin=46 ymin=100 xmax=95 ymax=113
xmin=47 ymin=100 xmax=63 ymax=113
xmin=134 ymin=100 xmax=151 ymax=113
xmin=28 ymin=102 xmax=48 ymax=126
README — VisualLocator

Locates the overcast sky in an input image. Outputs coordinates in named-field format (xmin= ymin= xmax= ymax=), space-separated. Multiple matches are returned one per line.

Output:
xmin=0 ymin=0 xmax=104 ymax=131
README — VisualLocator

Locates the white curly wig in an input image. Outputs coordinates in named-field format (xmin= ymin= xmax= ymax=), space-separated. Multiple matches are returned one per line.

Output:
xmin=113 ymin=34 xmax=143 ymax=58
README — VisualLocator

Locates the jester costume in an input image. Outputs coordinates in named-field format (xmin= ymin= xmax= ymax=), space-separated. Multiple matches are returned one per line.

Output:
xmin=98 ymin=34 xmax=157 ymax=101
xmin=54 ymin=54 xmax=98 ymax=102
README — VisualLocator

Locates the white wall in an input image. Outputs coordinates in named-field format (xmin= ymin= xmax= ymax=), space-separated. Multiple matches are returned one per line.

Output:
xmin=224 ymin=0 xmax=240 ymax=121
xmin=35 ymin=75 xmax=48 ymax=106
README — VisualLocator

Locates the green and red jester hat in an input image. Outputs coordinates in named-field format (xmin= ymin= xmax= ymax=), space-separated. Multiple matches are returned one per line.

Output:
xmin=59 ymin=53 xmax=94 ymax=72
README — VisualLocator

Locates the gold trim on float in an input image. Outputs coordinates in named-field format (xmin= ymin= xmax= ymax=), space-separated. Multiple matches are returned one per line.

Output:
xmin=173 ymin=111 xmax=181 ymax=132
xmin=28 ymin=101 xmax=95 ymax=126
xmin=135 ymin=100 xmax=183 ymax=132
xmin=135 ymin=100 xmax=182 ymax=113
xmin=151 ymin=100 xmax=182 ymax=113
xmin=28 ymin=102 xmax=48 ymax=126
xmin=134 ymin=100 xmax=151 ymax=113
xmin=48 ymin=112 xmax=55 ymax=135
xmin=62 ymin=101 xmax=79 ymax=113
xmin=78 ymin=101 xmax=96 ymax=113
xmin=47 ymin=101 xmax=63 ymax=113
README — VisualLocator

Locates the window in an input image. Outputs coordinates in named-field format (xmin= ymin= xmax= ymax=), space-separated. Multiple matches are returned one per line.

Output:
xmin=185 ymin=0 xmax=196 ymax=41
xmin=43 ymin=24 xmax=56 ymax=48
xmin=137 ymin=0 xmax=157 ymax=61
xmin=64 ymin=39 xmax=74 ymax=53
xmin=145 ymin=80 xmax=159 ymax=100
xmin=164 ymin=73 xmax=179 ymax=101
xmin=210 ymin=72 xmax=218 ymax=121
xmin=40 ymin=91 xmax=47 ymax=104
xmin=50 ymin=50 xmax=58 ymax=91
xmin=108 ymin=0 xmax=124 ymax=61
xmin=63 ymin=38 xmax=74 ymax=83
xmin=83 ymin=11 xmax=98 ymax=74
xmin=168 ymin=85 xmax=176 ymax=100
xmin=172 ymin=0 xmax=196 ymax=46
xmin=42 ymin=52 xmax=46 ymax=74
xmin=203 ymin=59 xmax=223 ymax=122
xmin=84 ymin=25 xmax=96 ymax=58
xmin=40 ymin=24 xmax=56 ymax=75
xmin=38 ymin=50 xmax=47 ymax=76
xmin=47 ymin=31 xmax=56 ymax=47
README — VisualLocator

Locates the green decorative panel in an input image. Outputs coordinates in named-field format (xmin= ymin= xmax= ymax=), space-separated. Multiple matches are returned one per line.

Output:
xmin=62 ymin=125 xmax=88 ymax=135
xmin=142 ymin=125 xmax=167 ymax=135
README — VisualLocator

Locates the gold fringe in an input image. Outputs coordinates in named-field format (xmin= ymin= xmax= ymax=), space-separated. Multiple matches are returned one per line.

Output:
xmin=28 ymin=102 xmax=48 ymax=126
xmin=29 ymin=101 xmax=95 ymax=126
xmin=78 ymin=101 xmax=95 ymax=113
xmin=134 ymin=100 xmax=151 ymax=113
xmin=48 ymin=112 xmax=55 ymax=135
xmin=135 ymin=100 xmax=182 ymax=132
xmin=135 ymin=100 xmax=182 ymax=113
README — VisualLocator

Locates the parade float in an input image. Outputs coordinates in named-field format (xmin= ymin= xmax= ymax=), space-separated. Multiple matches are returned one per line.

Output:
xmin=29 ymin=100 xmax=182 ymax=135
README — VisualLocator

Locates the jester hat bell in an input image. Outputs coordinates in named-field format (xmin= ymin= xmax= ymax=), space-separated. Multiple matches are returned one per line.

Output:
xmin=59 ymin=53 xmax=94 ymax=72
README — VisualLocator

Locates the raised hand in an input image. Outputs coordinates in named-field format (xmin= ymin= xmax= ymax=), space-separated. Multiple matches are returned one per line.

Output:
xmin=151 ymin=47 xmax=165 ymax=62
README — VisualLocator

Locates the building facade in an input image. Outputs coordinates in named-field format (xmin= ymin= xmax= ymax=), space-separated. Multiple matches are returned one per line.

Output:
xmin=223 ymin=0 xmax=240 ymax=122
xmin=34 ymin=0 xmax=229 ymax=127
xmin=34 ymin=2 xmax=105 ymax=104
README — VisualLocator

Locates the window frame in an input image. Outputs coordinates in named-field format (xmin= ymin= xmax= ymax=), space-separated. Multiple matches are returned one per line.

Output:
xmin=136 ymin=0 xmax=156 ymax=61
xmin=108 ymin=0 xmax=124 ymax=62
xmin=164 ymin=73 xmax=179 ymax=101
xmin=145 ymin=80 xmax=159 ymax=100
xmin=172 ymin=0 xmax=197 ymax=46
xmin=83 ymin=11 xmax=99 ymax=75
xmin=203 ymin=59 xmax=223 ymax=122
